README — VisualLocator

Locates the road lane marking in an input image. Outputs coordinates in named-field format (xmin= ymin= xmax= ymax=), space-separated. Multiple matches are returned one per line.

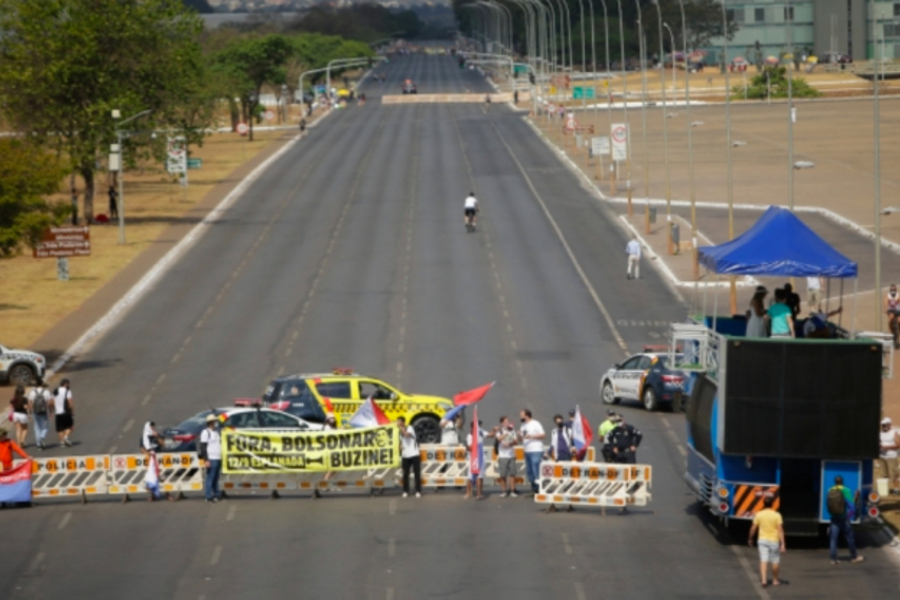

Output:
xmin=574 ymin=582 xmax=587 ymax=600
xmin=386 ymin=587 xmax=395 ymax=600
xmin=108 ymin=445 xmax=117 ymax=454
xmin=389 ymin=499 xmax=397 ymax=516
xmin=388 ymin=538 xmax=396 ymax=557
xmin=561 ymin=532 xmax=573 ymax=554
xmin=730 ymin=545 xmax=771 ymax=600
xmin=58 ymin=512 xmax=72 ymax=530
xmin=661 ymin=417 xmax=671 ymax=429
xmin=122 ymin=419 xmax=134 ymax=433
xmin=490 ymin=122 xmax=630 ymax=356
xmin=28 ymin=552 xmax=44 ymax=573
xmin=226 ymin=505 xmax=237 ymax=522
xmin=156 ymin=374 xmax=166 ymax=385
xmin=141 ymin=393 xmax=152 ymax=405
xmin=210 ymin=545 xmax=222 ymax=566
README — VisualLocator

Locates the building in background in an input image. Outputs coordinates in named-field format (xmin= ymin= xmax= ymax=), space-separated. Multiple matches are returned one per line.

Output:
xmin=705 ymin=1 xmax=900 ymax=66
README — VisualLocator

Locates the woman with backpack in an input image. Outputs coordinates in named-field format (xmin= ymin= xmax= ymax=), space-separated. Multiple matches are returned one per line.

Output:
xmin=9 ymin=385 xmax=29 ymax=447
xmin=27 ymin=378 xmax=51 ymax=450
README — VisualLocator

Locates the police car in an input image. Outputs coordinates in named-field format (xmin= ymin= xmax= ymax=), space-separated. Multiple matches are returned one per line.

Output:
xmin=0 ymin=343 xmax=46 ymax=386
xmin=600 ymin=352 xmax=685 ymax=411
xmin=237 ymin=369 xmax=454 ymax=443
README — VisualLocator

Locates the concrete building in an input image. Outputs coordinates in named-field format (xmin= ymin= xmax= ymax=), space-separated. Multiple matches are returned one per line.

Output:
xmin=707 ymin=1 xmax=900 ymax=65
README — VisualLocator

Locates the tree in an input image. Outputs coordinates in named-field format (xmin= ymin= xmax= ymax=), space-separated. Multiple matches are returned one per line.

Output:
xmin=735 ymin=66 xmax=821 ymax=100
xmin=640 ymin=0 xmax=738 ymax=59
xmin=0 ymin=0 xmax=205 ymax=223
xmin=213 ymin=35 xmax=295 ymax=142
xmin=0 ymin=140 xmax=68 ymax=258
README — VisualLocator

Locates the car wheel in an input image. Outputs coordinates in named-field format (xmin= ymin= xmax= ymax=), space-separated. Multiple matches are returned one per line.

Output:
xmin=412 ymin=415 xmax=441 ymax=444
xmin=8 ymin=364 xmax=36 ymax=387
xmin=601 ymin=381 xmax=619 ymax=405
xmin=642 ymin=387 xmax=658 ymax=411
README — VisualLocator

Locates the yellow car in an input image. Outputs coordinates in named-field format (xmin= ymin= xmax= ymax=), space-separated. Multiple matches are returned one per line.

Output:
xmin=337 ymin=88 xmax=351 ymax=98
xmin=252 ymin=369 xmax=454 ymax=442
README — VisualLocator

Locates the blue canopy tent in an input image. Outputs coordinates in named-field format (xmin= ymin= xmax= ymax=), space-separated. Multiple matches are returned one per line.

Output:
xmin=698 ymin=206 xmax=857 ymax=278
xmin=697 ymin=206 xmax=858 ymax=335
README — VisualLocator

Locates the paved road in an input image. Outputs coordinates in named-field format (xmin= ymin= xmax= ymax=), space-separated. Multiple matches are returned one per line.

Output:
xmin=3 ymin=53 xmax=897 ymax=600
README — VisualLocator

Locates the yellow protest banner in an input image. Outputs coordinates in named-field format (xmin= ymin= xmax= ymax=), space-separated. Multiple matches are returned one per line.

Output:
xmin=222 ymin=425 xmax=399 ymax=474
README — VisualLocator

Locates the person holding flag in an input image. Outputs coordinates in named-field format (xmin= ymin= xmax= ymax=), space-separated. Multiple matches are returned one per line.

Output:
xmin=349 ymin=396 xmax=392 ymax=428
xmin=550 ymin=415 xmax=573 ymax=462
xmin=465 ymin=407 xmax=486 ymax=500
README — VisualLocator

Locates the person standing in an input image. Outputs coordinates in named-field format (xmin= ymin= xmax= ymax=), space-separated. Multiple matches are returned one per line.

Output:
xmin=53 ymin=379 xmax=74 ymax=447
xmin=9 ymin=386 xmax=29 ymax=447
xmin=746 ymin=286 xmax=769 ymax=338
xmin=767 ymin=289 xmax=795 ymax=338
xmin=608 ymin=416 xmax=642 ymax=464
xmin=783 ymin=283 xmax=801 ymax=321
xmin=494 ymin=416 xmax=519 ymax=498
xmin=398 ymin=416 xmax=421 ymax=498
xmin=748 ymin=496 xmax=786 ymax=587
xmin=826 ymin=475 xmax=864 ymax=564
xmin=885 ymin=284 xmax=900 ymax=349
xmin=199 ymin=414 xmax=222 ymax=503
xmin=626 ymin=235 xmax=642 ymax=280
xmin=465 ymin=420 xmax=485 ymax=500
xmin=549 ymin=414 xmax=573 ymax=462
xmin=598 ymin=410 xmax=620 ymax=462
xmin=108 ymin=185 xmax=118 ymax=220
xmin=27 ymin=378 xmax=51 ymax=450
xmin=0 ymin=428 xmax=28 ymax=471
xmin=806 ymin=276 xmax=823 ymax=311
xmin=880 ymin=418 xmax=900 ymax=495
xmin=299 ymin=118 xmax=307 ymax=136
xmin=519 ymin=409 xmax=545 ymax=494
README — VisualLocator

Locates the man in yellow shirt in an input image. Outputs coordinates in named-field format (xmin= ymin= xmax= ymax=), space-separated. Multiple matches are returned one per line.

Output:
xmin=748 ymin=495 xmax=786 ymax=587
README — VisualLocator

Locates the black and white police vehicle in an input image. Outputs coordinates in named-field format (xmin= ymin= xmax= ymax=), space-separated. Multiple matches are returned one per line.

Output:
xmin=0 ymin=343 xmax=47 ymax=386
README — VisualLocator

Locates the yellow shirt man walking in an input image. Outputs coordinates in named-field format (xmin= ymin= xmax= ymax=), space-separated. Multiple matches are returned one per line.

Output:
xmin=748 ymin=495 xmax=786 ymax=587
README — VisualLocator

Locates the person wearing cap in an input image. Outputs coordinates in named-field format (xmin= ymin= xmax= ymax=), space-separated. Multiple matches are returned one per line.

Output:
xmin=0 ymin=428 xmax=29 ymax=471
xmin=598 ymin=410 xmax=620 ymax=462
xmin=198 ymin=414 xmax=222 ymax=503
xmin=880 ymin=417 xmax=900 ymax=495
xmin=746 ymin=286 xmax=768 ymax=338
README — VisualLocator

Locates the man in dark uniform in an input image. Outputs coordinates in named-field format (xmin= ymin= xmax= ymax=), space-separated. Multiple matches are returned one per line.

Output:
xmin=608 ymin=416 xmax=642 ymax=464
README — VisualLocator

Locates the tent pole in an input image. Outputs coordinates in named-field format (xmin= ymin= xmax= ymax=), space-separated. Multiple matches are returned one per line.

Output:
xmin=851 ymin=278 xmax=858 ymax=336
xmin=713 ymin=273 xmax=720 ymax=332
xmin=838 ymin=278 xmax=844 ymax=329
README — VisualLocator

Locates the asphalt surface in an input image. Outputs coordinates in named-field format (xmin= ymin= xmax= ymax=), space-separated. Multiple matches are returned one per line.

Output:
xmin=3 ymin=53 xmax=898 ymax=600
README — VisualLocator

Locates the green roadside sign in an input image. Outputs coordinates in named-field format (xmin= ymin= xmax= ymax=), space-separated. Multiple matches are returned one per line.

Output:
xmin=514 ymin=64 xmax=529 ymax=74
xmin=574 ymin=86 xmax=596 ymax=100
xmin=585 ymin=86 xmax=595 ymax=99
xmin=187 ymin=158 xmax=202 ymax=170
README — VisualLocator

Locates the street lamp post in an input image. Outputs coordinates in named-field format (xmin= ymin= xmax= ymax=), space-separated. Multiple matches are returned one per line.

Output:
xmin=634 ymin=2 xmax=651 ymax=234
xmin=653 ymin=1 xmax=672 ymax=253
xmin=663 ymin=22 xmax=676 ymax=89
xmin=721 ymin=0 xmax=736 ymax=314
xmin=875 ymin=14 xmax=884 ymax=332
xmin=615 ymin=0 xmax=632 ymax=214
xmin=677 ymin=0 xmax=699 ymax=280
xmin=111 ymin=109 xmax=152 ymax=245
xmin=787 ymin=0 xmax=795 ymax=210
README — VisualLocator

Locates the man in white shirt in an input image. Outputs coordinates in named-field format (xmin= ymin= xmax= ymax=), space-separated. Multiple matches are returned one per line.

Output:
xmin=519 ymin=409 xmax=545 ymax=494
xmin=464 ymin=193 xmax=479 ymax=230
xmin=53 ymin=379 xmax=74 ymax=447
xmin=199 ymin=414 xmax=222 ymax=503
xmin=398 ymin=417 xmax=421 ymax=498
xmin=806 ymin=277 xmax=823 ymax=311
xmin=880 ymin=417 xmax=900 ymax=495
xmin=626 ymin=235 xmax=642 ymax=280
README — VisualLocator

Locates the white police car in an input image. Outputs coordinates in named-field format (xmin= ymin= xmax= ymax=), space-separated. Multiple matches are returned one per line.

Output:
xmin=0 ymin=343 xmax=46 ymax=386
xmin=600 ymin=352 xmax=685 ymax=411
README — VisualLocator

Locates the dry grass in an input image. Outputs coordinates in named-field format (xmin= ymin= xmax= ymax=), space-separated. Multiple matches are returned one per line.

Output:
xmin=0 ymin=126 xmax=296 ymax=349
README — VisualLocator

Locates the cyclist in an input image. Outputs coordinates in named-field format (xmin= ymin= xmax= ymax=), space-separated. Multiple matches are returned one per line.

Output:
xmin=464 ymin=193 xmax=479 ymax=231
xmin=886 ymin=284 xmax=900 ymax=349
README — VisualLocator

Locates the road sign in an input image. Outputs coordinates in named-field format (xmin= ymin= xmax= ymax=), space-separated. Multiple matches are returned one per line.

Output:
xmin=33 ymin=226 xmax=91 ymax=259
xmin=585 ymin=86 xmax=595 ymax=99
xmin=573 ymin=86 xmax=584 ymax=99
xmin=592 ymin=136 xmax=611 ymax=156
xmin=187 ymin=158 xmax=202 ymax=170
xmin=611 ymin=123 xmax=629 ymax=161
xmin=550 ymin=85 xmax=557 ymax=95
xmin=514 ymin=64 xmax=528 ymax=74
xmin=166 ymin=136 xmax=187 ymax=175
xmin=566 ymin=113 xmax=576 ymax=131
xmin=237 ymin=122 xmax=249 ymax=136
xmin=264 ymin=110 xmax=275 ymax=121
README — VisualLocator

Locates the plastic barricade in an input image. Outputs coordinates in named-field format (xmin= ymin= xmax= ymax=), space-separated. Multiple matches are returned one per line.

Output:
xmin=30 ymin=455 xmax=110 ymax=501
xmin=535 ymin=461 xmax=652 ymax=510
xmin=108 ymin=453 xmax=202 ymax=500
xmin=221 ymin=471 xmax=376 ymax=498
xmin=418 ymin=446 xmax=469 ymax=487
xmin=484 ymin=446 xmax=595 ymax=487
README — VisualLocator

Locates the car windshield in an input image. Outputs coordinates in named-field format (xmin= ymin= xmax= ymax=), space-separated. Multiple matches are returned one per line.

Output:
xmin=173 ymin=410 xmax=213 ymax=431
xmin=655 ymin=355 xmax=684 ymax=368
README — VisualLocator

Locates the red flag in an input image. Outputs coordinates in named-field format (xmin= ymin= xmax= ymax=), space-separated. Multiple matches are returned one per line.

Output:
xmin=454 ymin=382 xmax=495 ymax=406
xmin=349 ymin=396 xmax=392 ymax=428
